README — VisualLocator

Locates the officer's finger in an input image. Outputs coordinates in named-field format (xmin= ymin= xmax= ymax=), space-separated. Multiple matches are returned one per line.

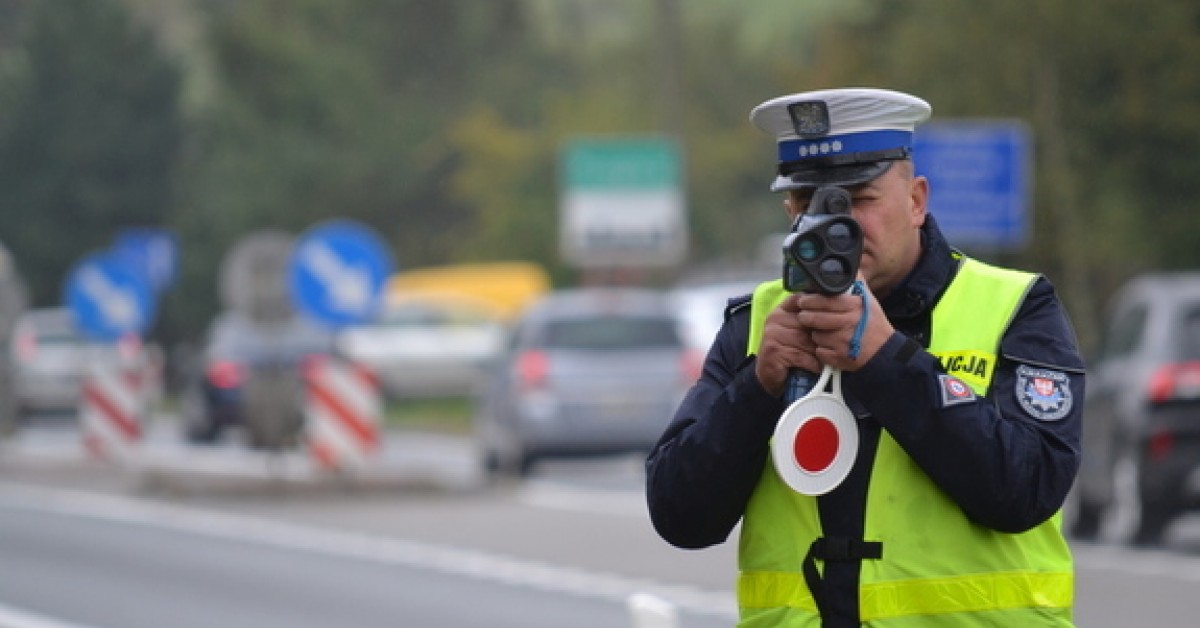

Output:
xmin=776 ymin=293 xmax=803 ymax=313
xmin=796 ymin=308 xmax=858 ymax=332
xmin=795 ymin=291 xmax=859 ymax=315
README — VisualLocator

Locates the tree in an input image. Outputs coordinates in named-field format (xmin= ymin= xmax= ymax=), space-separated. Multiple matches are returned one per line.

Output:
xmin=173 ymin=0 xmax=539 ymax=329
xmin=0 ymin=0 xmax=182 ymax=308
xmin=788 ymin=0 xmax=1200 ymax=351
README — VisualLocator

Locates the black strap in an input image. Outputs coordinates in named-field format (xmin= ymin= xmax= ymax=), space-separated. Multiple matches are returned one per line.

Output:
xmin=801 ymin=537 xmax=884 ymax=621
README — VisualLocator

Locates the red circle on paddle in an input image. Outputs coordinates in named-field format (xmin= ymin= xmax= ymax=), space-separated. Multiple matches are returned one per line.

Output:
xmin=793 ymin=416 xmax=839 ymax=473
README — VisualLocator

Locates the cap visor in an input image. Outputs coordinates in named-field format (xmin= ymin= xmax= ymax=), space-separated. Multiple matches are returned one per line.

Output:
xmin=770 ymin=160 xmax=894 ymax=192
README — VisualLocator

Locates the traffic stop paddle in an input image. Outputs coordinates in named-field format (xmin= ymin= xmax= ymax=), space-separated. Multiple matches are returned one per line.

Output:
xmin=772 ymin=365 xmax=858 ymax=496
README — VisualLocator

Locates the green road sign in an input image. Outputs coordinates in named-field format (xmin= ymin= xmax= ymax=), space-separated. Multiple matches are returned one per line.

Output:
xmin=564 ymin=139 xmax=682 ymax=190
xmin=560 ymin=137 xmax=687 ymax=268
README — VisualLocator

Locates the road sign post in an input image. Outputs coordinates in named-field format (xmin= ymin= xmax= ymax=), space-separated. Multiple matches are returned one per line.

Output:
xmin=913 ymin=120 xmax=1032 ymax=251
xmin=288 ymin=219 xmax=392 ymax=471
xmin=220 ymin=230 xmax=297 ymax=325
xmin=64 ymin=251 xmax=156 ymax=459
xmin=560 ymin=137 xmax=687 ymax=268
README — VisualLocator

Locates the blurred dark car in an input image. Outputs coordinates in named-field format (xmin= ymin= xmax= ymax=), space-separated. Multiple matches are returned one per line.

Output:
xmin=475 ymin=288 xmax=702 ymax=476
xmin=1070 ymin=272 xmax=1200 ymax=545
xmin=179 ymin=311 xmax=336 ymax=449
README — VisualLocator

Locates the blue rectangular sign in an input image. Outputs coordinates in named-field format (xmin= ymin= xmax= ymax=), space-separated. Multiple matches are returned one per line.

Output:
xmin=913 ymin=120 xmax=1031 ymax=251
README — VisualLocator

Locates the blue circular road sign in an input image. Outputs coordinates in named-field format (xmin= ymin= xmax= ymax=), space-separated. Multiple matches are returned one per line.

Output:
xmin=64 ymin=251 xmax=155 ymax=341
xmin=288 ymin=219 xmax=394 ymax=329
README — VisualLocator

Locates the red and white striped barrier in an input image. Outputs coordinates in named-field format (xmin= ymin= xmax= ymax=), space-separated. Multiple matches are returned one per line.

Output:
xmin=80 ymin=363 xmax=145 ymax=462
xmin=304 ymin=357 xmax=382 ymax=471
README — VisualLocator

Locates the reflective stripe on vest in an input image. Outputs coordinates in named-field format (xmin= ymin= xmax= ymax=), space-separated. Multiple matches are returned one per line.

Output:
xmin=739 ymin=256 xmax=1074 ymax=626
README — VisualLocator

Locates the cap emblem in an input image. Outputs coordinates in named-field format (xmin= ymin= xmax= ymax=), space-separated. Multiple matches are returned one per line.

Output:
xmin=788 ymin=101 xmax=831 ymax=138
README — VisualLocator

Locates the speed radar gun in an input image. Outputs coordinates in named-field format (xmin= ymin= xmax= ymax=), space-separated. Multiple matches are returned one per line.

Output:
xmin=773 ymin=186 xmax=865 ymax=496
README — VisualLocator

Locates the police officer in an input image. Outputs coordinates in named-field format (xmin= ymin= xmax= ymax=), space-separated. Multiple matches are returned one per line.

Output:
xmin=645 ymin=88 xmax=1085 ymax=627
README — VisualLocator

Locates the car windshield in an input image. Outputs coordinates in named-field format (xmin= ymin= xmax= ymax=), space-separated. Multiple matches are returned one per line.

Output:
xmin=377 ymin=302 xmax=493 ymax=327
xmin=32 ymin=328 xmax=87 ymax=346
xmin=541 ymin=316 xmax=680 ymax=350
xmin=16 ymin=309 xmax=106 ymax=349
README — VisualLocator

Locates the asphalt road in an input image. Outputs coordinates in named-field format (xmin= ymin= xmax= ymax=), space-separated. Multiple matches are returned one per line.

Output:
xmin=2 ymin=417 xmax=1200 ymax=627
xmin=0 ymin=488 xmax=691 ymax=628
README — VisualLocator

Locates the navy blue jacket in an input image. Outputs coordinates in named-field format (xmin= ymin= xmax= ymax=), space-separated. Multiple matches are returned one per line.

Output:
xmin=646 ymin=214 xmax=1086 ymax=555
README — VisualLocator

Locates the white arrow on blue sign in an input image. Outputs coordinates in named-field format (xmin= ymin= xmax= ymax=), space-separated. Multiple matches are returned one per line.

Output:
xmin=63 ymin=251 xmax=155 ymax=341
xmin=288 ymin=219 xmax=394 ymax=329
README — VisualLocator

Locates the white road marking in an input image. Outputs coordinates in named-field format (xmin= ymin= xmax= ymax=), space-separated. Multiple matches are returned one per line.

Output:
xmin=0 ymin=602 xmax=104 ymax=628
xmin=0 ymin=482 xmax=736 ymax=620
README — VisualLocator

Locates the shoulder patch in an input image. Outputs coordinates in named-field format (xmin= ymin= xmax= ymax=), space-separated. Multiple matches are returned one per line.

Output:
xmin=938 ymin=374 xmax=976 ymax=407
xmin=724 ymin=293 xmax=753 ymax=320
xmin=1015 ymin=364 xmax=1073 ymax=421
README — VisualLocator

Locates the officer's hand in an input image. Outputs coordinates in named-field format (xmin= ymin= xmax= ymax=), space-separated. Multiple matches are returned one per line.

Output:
xmin=755 ymin=293 xmax=821 ymax=397
xmin=794 ymin=281 xmax=893 ymax=372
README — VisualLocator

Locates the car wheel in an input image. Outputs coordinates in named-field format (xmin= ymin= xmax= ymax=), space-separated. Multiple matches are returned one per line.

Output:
xmin=480 ymin=444 xmax=505 ymax=480
xmin=486 ymin=447 xmax=533 ymax=479
xmin=1099 ymin=445 xmax=1169 ymax=546
xmin=0 ymin=402 xmax=19 ymax=438
xmin=181 ymin=392 xmax=221 ymax=444
xmin=477 ymin=417 xmax=531 ymax=480
xmin=1062 ymin=482 xmax=1099 ymax=540
xmin=184 ymin=416 xmax=221 ymax=444
xmin=482 ymin=448 xmax=499 ymax=471
xmin=517 ymin=451 xmax=538 ymax=477
xmin=1065 ymin=485 xmax=1084 ymax=537
xmin=475 ymin=419 xmax=503 ymax=480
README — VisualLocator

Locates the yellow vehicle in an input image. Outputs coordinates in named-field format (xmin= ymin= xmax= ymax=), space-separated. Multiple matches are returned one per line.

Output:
xmin=384 ymin=261 xmax=550 ymax=322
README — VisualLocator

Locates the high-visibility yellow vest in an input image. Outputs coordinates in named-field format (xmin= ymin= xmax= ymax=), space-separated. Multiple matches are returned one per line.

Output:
xmin=739 ymin=256 xmax=1074 ymax=627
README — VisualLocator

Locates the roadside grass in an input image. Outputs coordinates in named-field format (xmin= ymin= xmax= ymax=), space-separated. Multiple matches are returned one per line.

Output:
xmin=383 ymin=395 xmax=477 ymax=435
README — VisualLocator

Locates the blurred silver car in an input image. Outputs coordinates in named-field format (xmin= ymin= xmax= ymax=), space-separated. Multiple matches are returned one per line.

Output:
xmin=475 ymin=288 xmax=702 ymax=476
xmin=336 ymin=294 xmax=505 ymax=399
xmin=7 ymin=307 xmax=146 ymax=418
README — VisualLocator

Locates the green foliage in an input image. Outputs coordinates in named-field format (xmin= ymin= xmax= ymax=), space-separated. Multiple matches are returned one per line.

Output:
xmin=786 ymin=0 xmax=1200 ymax=350
xmin=385 ymin=395 xmax=474 ymax=434
xmin=2 ymin=0 xmax=1200 ymax=352
xmin=172 ymin=0 xmax=537 ymax=335
xmin=0 ymin=0 xmax=182 ymax=307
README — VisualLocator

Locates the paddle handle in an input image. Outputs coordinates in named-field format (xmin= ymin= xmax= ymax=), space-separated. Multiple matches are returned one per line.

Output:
xmin=783 ymin=368 xmax=815 ymax=404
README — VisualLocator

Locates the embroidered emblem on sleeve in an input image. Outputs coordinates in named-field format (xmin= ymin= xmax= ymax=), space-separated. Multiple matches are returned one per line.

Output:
xmin=938 ymin=373 xmax=976 ymax=407
xmin=1016 ymin=364 xmax=1073 ymax=421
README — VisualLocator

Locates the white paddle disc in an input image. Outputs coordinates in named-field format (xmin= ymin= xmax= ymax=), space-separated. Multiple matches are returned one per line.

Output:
xmin=771 ymin=367 xmax=858 ymax=496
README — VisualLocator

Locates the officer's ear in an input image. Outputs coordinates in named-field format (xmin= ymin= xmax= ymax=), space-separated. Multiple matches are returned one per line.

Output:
xmin=784 ymin=196 xmax=799 ymax=223
xmin=784 ymin=189 xmax=808 ymax=224
xmin=905 ymin=163 xmax=929 ymax=227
